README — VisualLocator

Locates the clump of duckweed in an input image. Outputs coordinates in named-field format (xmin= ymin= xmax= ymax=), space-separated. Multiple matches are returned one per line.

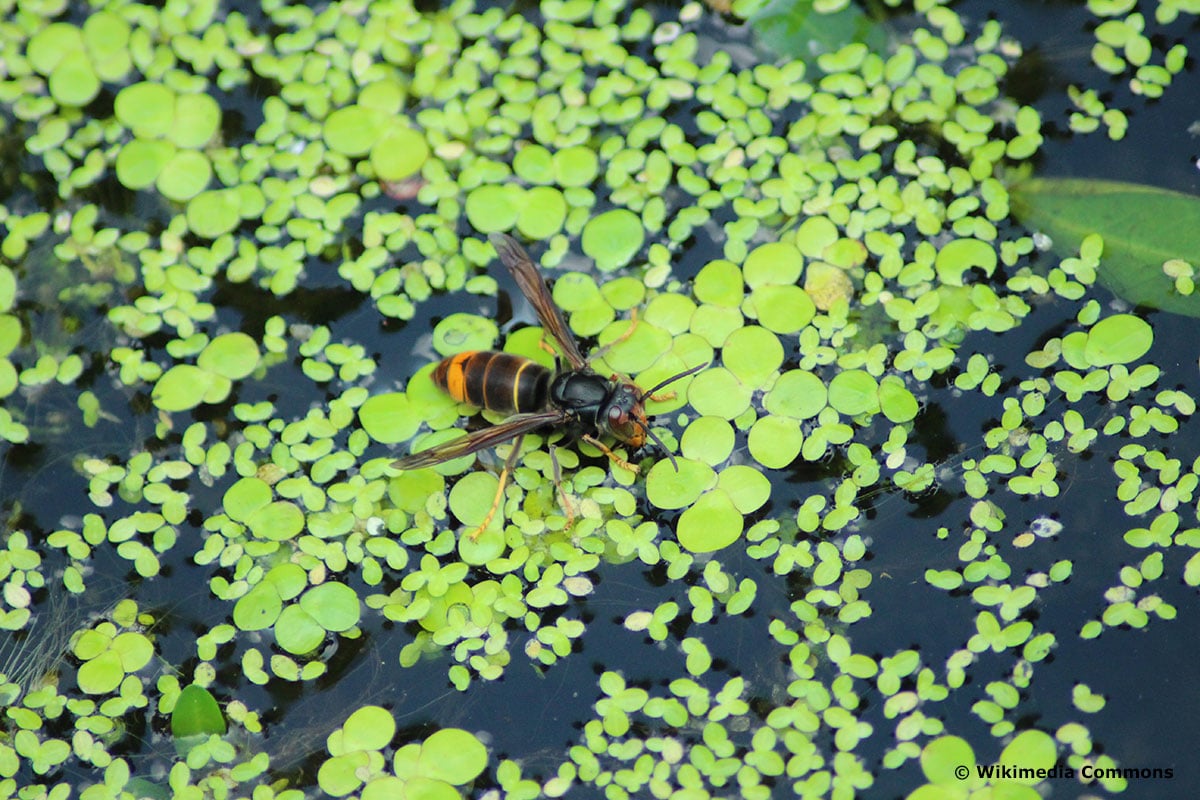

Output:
xmin=1 ymin=0 xmax=1199 ymax=797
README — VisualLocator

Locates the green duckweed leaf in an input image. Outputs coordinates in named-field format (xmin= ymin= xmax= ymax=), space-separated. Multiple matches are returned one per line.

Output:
xmin=1083 ymin=314 xmax=1152 ymax=366
xmin=748 ymin=415 xmax=803 ymax=469
xmin=466 ymin=184 xmax=522 ymax=232
xmin=646 ymin=458 xmax=716 ymax=510
xmin=514 ymin=145 xmax=554 ymax=184
xmin=324 ymin=104 xmax=385 ymax=156
xmin=554 ymin=145 xmax=599 ymax=187
xmin=275 ymin=604 xmax=326 ymax=655
xmin=342 ymin=705 xmax=395 ymax=752
xmin=233 ymin=582 xmax=283 ymax=631
xmin=224 ymin=476 xmax=272 ymax=522
xmin=517 ymin=186 xmax=568 ymax=240
xmin=432 ymin=314 xmax=499 ymax=357
xmin=27 ymin=22 xmax=84 ymax=76
xmin=111 ymin=631 xmax=153 ymax=672
xmin=169 ymin=93 xmax=221 ymax=149
xmin=687 ymin=367 xmax=752 ymax=420
xmin=879 ymin=376 xmax=919 ymax=423
xmin=171 ymin=685 xmax=227 ymax=738
xmin=246 ymin=501 xmax=305 ymax=541
xmin=198 ymin=332 xmax=260 ymax=379
xmin=998 ymin=729 xmax=1057 ymax=780
xmin=694 ymin=260 xmax=745 ymax=308
xmin=371 ymin=126 xmax=429 ymax=181
xmin=77 ymin=650 xmax=123 ymax=695
xmin=763 ymin=369 xmax=826 ymax=419
xmin=115 ymin=82 xmax=176 ymax=139
xmin=1010 ymin=177 xmax=1200 ymax=316
xmin=677 ymin=490 xmax=744 ymax=553
xmin=186 ymin=189 xmax=243 ymax=238
xmin=116 ymin=139 xmax=175 ymax=190
xmin=155 ymin=149 xmax=212 ymax=201
xmin=582 ymin=210 xmax=644 ymax=272
xmin=716 ymin=465 xmax=771 ymax=514
xmin=419 ymin=728 xmax=488 ymax=785
xmin=919 ymin=735 xmax=976 ymax=785
xmin=49 ymin=51 xmax=100 ymax=107
xmin=359 ymin=392 xmax=421 ymax=444
xmin=748 ymin=285 xmax=816 ymax=334
xmin=828 ymin=370 xmax=881 ymax=417
xmin=743 ymin=242 xmax=804 ymax=288
xmin=318 ymin=751 xmax=370 ymax=797
xmin=448 ymin=471 xmax=501 ymax=528
xmin=680 ymin=417 xmax=736 ymax=466
xmin=935 ymin=238 xmax=997 ymax=286
xmin=152 ymin=364 xmax=216 ymax=412
xmin=300 ymin=582 xmax=360 ymax=632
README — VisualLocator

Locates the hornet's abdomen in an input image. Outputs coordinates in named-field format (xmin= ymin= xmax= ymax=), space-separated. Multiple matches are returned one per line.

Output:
xmin=434 ymin=351 xmax=552 ymax=415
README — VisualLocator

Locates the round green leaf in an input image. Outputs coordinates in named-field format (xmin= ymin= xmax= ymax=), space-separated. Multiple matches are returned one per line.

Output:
xmin=111 ymin=631 xmax=153 ymax=672
xmin=186 ymin=189 xmax=242 ymax=238
xmin=115 ymin=82 xmax=176 ymax=139
xmin=198 ymin=332 xmax=261 ymax=380
xmin=747 ymin=415 xmax=803 ymax=469
xmin=275 ymin=604 xmax=326 ymax=655
xmin=155 ymin=150 xmax=212 ymax=202
xmin=49 ymin=51 xmax=100 ymax=107
xmin=233 ymin=582 xmax=283 ymax=631
xmin=77 ymin=650 xmax=123 ymax=695
xmin=553 ymin=145 xmax=599 ymax=187
xmin=935 ymin=238 xmax=997 ymax=286
xmin=693 ymin=260 xmax=745 ymax=307
xmin=920 ymin=735 xmax=976 ymax=785
xmin=1084 ymin=314 xmax=1152 ymax=366
xmin=300 ymin=582 xmax=360 ymax=632
xmin=359 ymin=392 xmax=421 ymax=444
xmin=418 ymin=728 xmax=488 ymax=785
xmin=169 ymin=93 xmax=221 ymax=149
xmin=680 ymin=417 xmax=735 ymax=466
xmin=245 ymin=501 xmax=305 ymax=541
xmin=749 ymin=285 xmax=816 ymax=334
xmin=716 ymin=465 xmax=771 ymax=514
xmin=516 ymin=187 xmax=567 ymax=240
xmin=151 ymin=364 xmax=216 ymax=412
xmin=116 ymin=138 xmax=175 ymax=190
xmin=763 ymin=370 xmax=827 ymax=419
xmin=828 ymin=370 xmax=880 ymax=416
xmin=582 ymin=210 xmax=644 ymax=272
xmin=514 ymin=145 xmax=554 ymax=184
xmin=317 ymin=751 xmax=370 ymax=797
xmin=466 ymin=185 xmax=522 ymax=232
xmin=879 ymin=376 xmax=919 ymax=423
xmin=432 ymin=314 xmax=499 ymax=357
xmin=371 ymin=126 xmax=429 ymax=181
xmin=323 ymin=104 xmax=384 ymax=156
xmin=645 ymin=458 xmax=716 ymax=510
xmin=224 ymin=477 xmax=272 ymax=522
xmin=687 ymin=367 xmax=752 ymax=420
xmin=342 ymin=705 xmax=396 ymax=752
xmin=998 ymin=730 xmax=1057 ymax=781
xmin=743 ymin=241 xmax=804 ymax=288
xmin=27 ymin=23 xmax=83 ymax=75
xmin=677 ymin=490 xmax=744 ymax=553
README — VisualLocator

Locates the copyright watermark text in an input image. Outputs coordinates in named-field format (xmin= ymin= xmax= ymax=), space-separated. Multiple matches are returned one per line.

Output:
xmin=954 ymin=764 xmax=1174 ymax=782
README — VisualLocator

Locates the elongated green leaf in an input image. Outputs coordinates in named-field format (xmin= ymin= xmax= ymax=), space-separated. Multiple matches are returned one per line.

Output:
xmin=1010 ymin=177 xmax=1200 ymax=317
xmin=751 ymin=0 xmax=887 ymax=62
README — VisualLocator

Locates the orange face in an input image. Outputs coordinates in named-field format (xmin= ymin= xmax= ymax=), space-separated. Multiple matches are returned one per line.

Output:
xmin=601 ymin=382 xmax=648 ymax=448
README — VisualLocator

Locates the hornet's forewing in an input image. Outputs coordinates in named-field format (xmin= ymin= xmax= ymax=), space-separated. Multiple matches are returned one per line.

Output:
xmin=489 ymin=233 xmax=589 ymax=371
xmin=392 ymin=410 xmax=566 ymax=470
